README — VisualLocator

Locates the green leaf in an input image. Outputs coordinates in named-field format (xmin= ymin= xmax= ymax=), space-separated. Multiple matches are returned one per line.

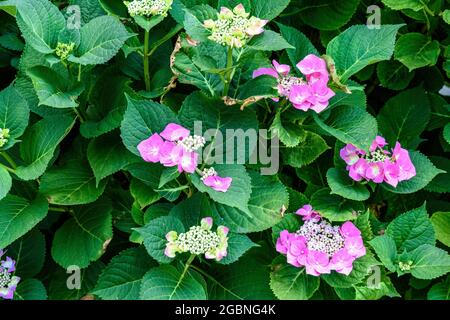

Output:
xmin=68 ymin=15 xmax=132 ymax=65
xmin=314 ymin=105 xmax=378 ymax=151
xmin=382 ymin=151 xmax=445 ymax=194
xmin=8 ymin=230 xmax=46 ymax=278
xmin=51 ymin=199 xmax=113 ymax=269
xmin=326 ymin=168 xmax=370 ymax=201
xmin=310 ymin=188 xmax=363 ymax=221
xmin=270 ymin=112 xmax=306 ymax=147
xmin=297 ymin=0 xmax=359 ymax=31
xmin=218 ymin=233 xmax=258 ymax=265
xmin=0 ymin=194 xmax=49 ymax=248
xmin=270 ymin=257 xmax=320 ymax=300
xmin=394 ymin=33 xmax=440 ymax=71
xmin=169 ymin=193 xmax=212 ymax=227
xmin=120 ymin=95 xmax=177 ymax=156
xmin=14 ymin=279 xmax=47 ymax=300
xmin=425 ymin=156 xmax=450 ymax=193
xmin=443 ymin=10 xmax=450 ymax=25
xmin=379 ymin=87 xmax=431 ymax=147
xmin=272 ymin=213 xmax=301 ymax=243
xmin=427 ymin=277 xmax=450 ymax=300
xmin=326 ymin=24 xmax=403 ymax=82
xmin=444 ymin=123 xmax=450 ymax=145
xmin=399 ymin=244 xmax=450 ymax=280
xmin=40 ymin=160 xmax=107 ymax=205
xmin=178 ymin=91 xmax=258 ymax=163
xmin=133 ymin=14 xmax=164 ymax=32
xmin=191 ymin=164 xmax=252 ymax=213
xmin=376 ymin=60 xmax=415 ymax=91
xmin=93 ymin=247 xmax=156 ymax=300
xmin=236 ymin=75 xmax=277 ymax=100
xmin=250 ymin=0 xmax=290 ymax=21
xmin=431 ymin=212 xmax=450 ymax=247
xmin=369 ymin=235 xmax=398 ymax=272
xmin=281 ymin=131 xmax=329 ymax=167
xmin=87 ymin=131 xmax=138 ymax=186
xmin=0 ymin=84 xmax=29 ymax=149
xmin=140 ymin=265 xmax=207 ymax=300
xmin=16 ymin=0 xmax=65 ymax=54
xmin=183 ymin=5 xmax=217 ymax=42
xmin=277 ymin=23 xmax=319 ymax=67
xmin=248 ymin=30 xmax=294 ymax=51
xmin=382 ymin=0 xmax=425 ymax=11
xmin=98 ymin=0 xmax=128 ymax=17
xmin=0 ymin=166 xmax=11 ymax=201
xmin=386 ymin=204 xmax=435 ymax=252
xmin=26 ymin=66 xmax=84 ymax=108
xmin=15 ymin=115 xmax=76 ymax=180
xmin=211 ymin=171 xmax=289 ymax=233
xmin=131 ymin=178 xmax=161 ymax=209
xmin=137 ymin=216 xmax=185 ymax=264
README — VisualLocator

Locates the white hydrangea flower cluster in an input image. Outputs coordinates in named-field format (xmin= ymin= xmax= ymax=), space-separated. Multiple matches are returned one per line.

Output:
xmin=297 ymin=219 xmax=345 ymax=258
xmin=178 ymin=135 xmax=206 ymax=152
xmin=124 ymin=0 xmax=173 ymax=17
xmin=277 ymin=75 xmax=305 ymax=96
xmin=0 ymin=128 xmax=10 ymax=148
xmin=365 ymin=149 xmax=390 ymax=163
xmin=165 ymin=217 xmax=229 ymax=261
xmin=203 ymin=4 xmax=268 ymax=48
xmin=398 ymin=260 xmax=413 ymax=271
xmin=55 ymin=42 xmax=75 ymax=61
xmin=200 ymin=167 xmax=218 ymax=181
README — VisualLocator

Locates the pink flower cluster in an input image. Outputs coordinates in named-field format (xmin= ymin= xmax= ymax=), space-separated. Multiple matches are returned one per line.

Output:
xmin=0 ymin=249 xmax=20 ymax=300
xmin=252 ymin=54 xmax=335 ymax=113
xmin=276 ymin=205 xmax=366 ymax=276
xmin=340 ymin=136 xmax=416 ymax=187
xmin=138 ymin=123 xmax=232 ymax=192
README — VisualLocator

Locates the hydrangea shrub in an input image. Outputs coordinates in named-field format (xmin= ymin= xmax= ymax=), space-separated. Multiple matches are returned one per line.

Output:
xmin=0 ymin=0 xmax=449 ymax=300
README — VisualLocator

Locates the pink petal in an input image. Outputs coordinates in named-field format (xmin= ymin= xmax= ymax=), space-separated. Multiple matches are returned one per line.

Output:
xmin=160 ymin=123 xmax=190 ymax=142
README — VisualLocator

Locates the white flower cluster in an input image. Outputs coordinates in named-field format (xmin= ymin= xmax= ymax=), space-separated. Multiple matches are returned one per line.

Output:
xmin=200 ymin=167 xmax=218 ymax=181
xmin=203 ymin=4 xmax=268 ymax=48
xmin=178 ymin=135 xmax=206 ymax=152
xmin=297 ymin=219 xmax=345 ymax=258
xmin=124 ymin=0 xmax=173 ymax=17
xmin=55 ymin=42 xmax=75 ymax=61
xmin=277 ymin=75 xmax=305 ymax=96
xmin=365 ymin=149 xmax=390 ymax=163
xmin=0 ymin=128 xmax=10 ymax=148
xmin=165 ymin=217 xmax=229 ymax=261
xmin=398 ymin=260 xmax=413 ymax=271
xmin=0 ymin=269 xmax=11 ymax=288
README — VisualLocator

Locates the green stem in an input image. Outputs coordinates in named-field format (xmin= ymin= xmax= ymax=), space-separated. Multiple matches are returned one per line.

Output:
xmin=222 ymin=46 xmax=234 ymax=97
xmin=0 ymin=163 xmax=15 ymax=174
xmin=144 ymin=30 xmax=151 ymax=91
xmin=49 ymin=206 xmax=72 ymax=213
xmin=170 ymin=254 xmax=196 ymax=299
xmin=73 ymin=108 xmax=85 ymax=123
xmin=0 ymin=152 xmax=17 ymax=169
xmin=77 ymin=64 xmax=82 ymax=82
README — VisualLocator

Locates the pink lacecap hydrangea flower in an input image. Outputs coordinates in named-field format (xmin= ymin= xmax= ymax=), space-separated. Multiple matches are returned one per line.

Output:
xmin=340 ymin=135 xmax=416 ymax=187
xmin=252 ymin=54 xmax=335 ymax=113
xmin=137 ymin=123 xmax=232 ymax=192
xmin=276 ymin=205 xmax=366 ymax=276
xmin=0 ymin=249 xmax=20 ymax=300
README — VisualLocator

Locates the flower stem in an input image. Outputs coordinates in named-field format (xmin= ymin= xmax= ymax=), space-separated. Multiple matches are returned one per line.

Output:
xmin=144 ymin=30 xmax=151 ymax=91
xmin=73 ymin=108 xmax=85 ymax=123
xmin=172 ymin=254 xmax=196 ymax=297
xmin=222 ymin=46 xmax=234 ymax=97
xmin=0 ymin=162 xmax=15 ymax=174
xmin=77 ymin=64 xmax=82 ymax=82
xmin=0 ymin=152 xmax=17 ymax=169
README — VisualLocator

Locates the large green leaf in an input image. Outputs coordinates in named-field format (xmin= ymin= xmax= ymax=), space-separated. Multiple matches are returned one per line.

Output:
xmin=314 ymin=105 xmax=378 ymax=151
xmin=14 ymin=279 xmax=47 ymax=300
xmin=326 ymin=24 xmax=403 ymax=82
xmin=16 ymin=0 xmax=65 ymax=53
xmin=430 ymin=212 xmax=450 ymax=248
xmin=93 ymin=247 xmax=156 ymax=300
xmin=120 ymin=95 xmax=177 ymax=156
xmin=382 ymin=0 xmax=426 ymax=11
xmin=247 ymin=30 xmax=294 ymax=51
xmin=0 ymin=194 xmax=49 ymax=248
xmin=398 ymin=245 xmax=450 ymax=280
xmin=250 ymin=0 xmax=290 ymax=21
xmin=218 ymin=233 xmax=258 ymax=265
xmin=376 ymin=60 xmax=415 ymax=91
xmin=140 ymin=265 xmax=207 ymax=300
xmin=310 ymin=188 xmax=364 ymax=221
xmin=382 ymin=151 xmax=444 ymax=194
xmin=369 ymin=235 xmax=398 ymax=272
xmin=0 ymin=84 xmax=29 ymax=149
xmin=386 ymin=204 xmax=435 ymax=252
xmin=40 ymin=160 xmax=107 ymax=205
xmin=211 ymin=171 xmax=288 ymax=233
xmin=87 ymin=131 xmax=138 ymax=186
xmin=270 ymin=257 xmax=320 ymax=300
xmin=297 ymin=0 xmax=359 ymax=30
xmin=51 ymin=200 xmax=113 ymax=268
xmin=15 ymin=115 xmax=76 ymax=180
xmin=68 ymin=15 xmax=132 ymax=65
xmin=8 ymin=230 xmax=46 ymax=278
xmin=278 ymin=23 xmax=319 ymax=67
xmin=270 ymin=112 xmax=306 ymax=148
xmin=0 ymin=166 xmax=11 ymax=201
xmin=326 ymin=168 xmax=370 ymax=201
xmin=394 ymin=33 xmax=440 ymax=71
xmin=281 ymin=131 xmax=329 ymax=168
xmin=377 ymin=87 xmax=431 ymax=148
xmin=136 ymin=216 xmax=185 ymax=264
